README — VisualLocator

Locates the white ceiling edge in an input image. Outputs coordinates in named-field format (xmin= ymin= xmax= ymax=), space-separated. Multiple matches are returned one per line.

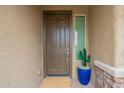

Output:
xmin=1 ymin=0 xmax=124 ymax=5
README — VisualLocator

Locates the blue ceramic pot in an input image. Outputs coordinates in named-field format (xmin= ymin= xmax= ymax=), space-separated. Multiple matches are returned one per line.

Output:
xmin=77 ymin=65 xmax=91 ymax=85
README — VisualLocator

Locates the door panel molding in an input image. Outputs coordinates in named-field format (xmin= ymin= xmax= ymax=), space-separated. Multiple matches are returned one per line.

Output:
xmin=43 ymin=11 xmax=72 ymax=78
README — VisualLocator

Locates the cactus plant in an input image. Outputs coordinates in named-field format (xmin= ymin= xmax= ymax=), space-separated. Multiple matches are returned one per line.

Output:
xmin=80 ymin=48 xmax=91 ymax=67
xmin=78 ymin=48 xmax=91 ymax=85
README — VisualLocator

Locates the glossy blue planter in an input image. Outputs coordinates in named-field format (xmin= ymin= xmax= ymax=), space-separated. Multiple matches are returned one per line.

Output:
xmin=77 ymin=66 xmax=91 ymax=85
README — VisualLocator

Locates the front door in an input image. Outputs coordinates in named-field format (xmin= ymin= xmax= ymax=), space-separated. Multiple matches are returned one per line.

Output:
xmin=45 ymin=12 xmax=71 ymax=76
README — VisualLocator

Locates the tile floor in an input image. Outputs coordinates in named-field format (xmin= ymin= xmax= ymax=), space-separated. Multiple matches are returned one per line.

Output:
xmin=40 ymin=77 xmax=94 ymax=88
xmin=41 ymin=77 xmax=71 ymax=88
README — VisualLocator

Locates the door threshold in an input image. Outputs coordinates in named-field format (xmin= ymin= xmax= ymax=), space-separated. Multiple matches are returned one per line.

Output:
xmin=47 ymin=74 xmax=69 ymax=76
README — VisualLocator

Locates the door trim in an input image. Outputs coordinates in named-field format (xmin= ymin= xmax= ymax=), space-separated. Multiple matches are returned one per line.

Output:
xmin=43 ymin=11 xmax=72 ymax=78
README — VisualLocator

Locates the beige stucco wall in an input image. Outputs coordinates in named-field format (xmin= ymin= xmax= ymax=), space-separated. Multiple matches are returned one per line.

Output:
xmin=41 ymin=5 xmax=89 ymax=14
xmin=114 ymin=6 xmax=124 ymax=68
xmin=90 ymin=5 xmax=124 ymax=69
xmin=0 ymin=6 xmax=43 ymax=87
xmin=90 ymin=6 xmax=115 ymax=67
xmin=40 ymin=5 xmax=90 ymax=79
xmin=90 ymin=6 xmax=116 ymax=85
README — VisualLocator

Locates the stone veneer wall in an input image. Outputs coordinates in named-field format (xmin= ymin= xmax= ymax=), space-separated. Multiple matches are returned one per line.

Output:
xmin=95 ymin=65 xmax=124 ymax=88
xmin=94 ymin=61 xmax=124 ymax=88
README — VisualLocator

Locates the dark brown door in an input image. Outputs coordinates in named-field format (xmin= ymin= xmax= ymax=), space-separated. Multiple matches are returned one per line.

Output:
xmin=45 ymin=13 xmax=70 ymax=76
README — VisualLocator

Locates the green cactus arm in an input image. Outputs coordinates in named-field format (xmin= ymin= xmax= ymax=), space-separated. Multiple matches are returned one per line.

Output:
xmin=79 ymin=48 xmax=91 ymax=67
xmin=82 ymin=48 xmax=87 ymax=66
xmin=79 ymin=51 xmax=83 ymax=60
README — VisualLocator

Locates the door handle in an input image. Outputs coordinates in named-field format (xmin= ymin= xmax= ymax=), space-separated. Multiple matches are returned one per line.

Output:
xmin=66 ymin=48 xmax=69 ymax=51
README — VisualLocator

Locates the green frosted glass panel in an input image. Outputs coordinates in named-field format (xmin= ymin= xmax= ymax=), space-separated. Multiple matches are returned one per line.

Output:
xmin=75 ymin=16 xmax=85 ymax=60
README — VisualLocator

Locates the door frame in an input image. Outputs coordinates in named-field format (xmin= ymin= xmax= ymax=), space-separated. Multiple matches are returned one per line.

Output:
xmin=43 ymin=10 xmax=72 ymax=78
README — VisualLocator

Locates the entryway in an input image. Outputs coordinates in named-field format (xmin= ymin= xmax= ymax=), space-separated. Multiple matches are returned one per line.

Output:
xmin=42 ymin=10 xmax=93 ymax=88
xmin=43 ymin=11 xmax=72 ymax=77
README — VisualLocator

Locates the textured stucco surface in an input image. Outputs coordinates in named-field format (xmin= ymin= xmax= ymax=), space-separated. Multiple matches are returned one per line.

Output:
xmin=90 ymin=6 xmax=115 ymax=67
xmin=90 ymin=6 xmax=116 ymax=85
xmin=41 ymin=5 xmax=89 ymax=14
xmin=114 ymin=6 xmax=124 ymax=68
xmin=0 ymin=6 xmax=43 ymax=87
